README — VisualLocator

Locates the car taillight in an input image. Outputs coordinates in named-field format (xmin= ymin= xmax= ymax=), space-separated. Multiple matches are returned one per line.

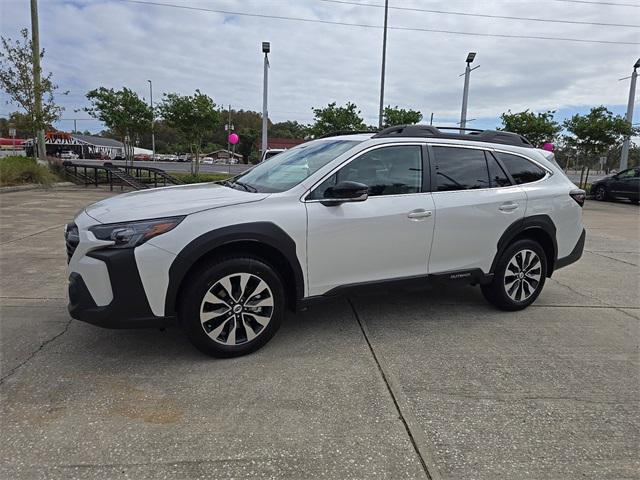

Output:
xmin=570 ymin=189 xmax=586 ymax=207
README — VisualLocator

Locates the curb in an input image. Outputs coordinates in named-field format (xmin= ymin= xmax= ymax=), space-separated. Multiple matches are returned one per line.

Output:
xmin=0 ymin=182 xmax=75 ymax=194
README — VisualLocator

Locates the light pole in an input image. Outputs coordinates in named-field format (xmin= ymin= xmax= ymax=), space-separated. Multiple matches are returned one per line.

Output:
xmin=261 ymin=42 xmax=270 ymax=156
xmin=459 ymin=52 xmax=479 ymax=131
xmin=620 ymin=58 xmax=639 ymax=171
xmin=147 ymin=80 xmax=155 ymax=161
xmin=378 ymin=0 xmax=389 ymax=129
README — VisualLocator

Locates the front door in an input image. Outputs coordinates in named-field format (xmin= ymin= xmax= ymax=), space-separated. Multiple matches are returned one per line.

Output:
xmin=610 ymin=168 xmax=640 ymax=199
xmin=305 ymin=144 xmax=435 ymax=296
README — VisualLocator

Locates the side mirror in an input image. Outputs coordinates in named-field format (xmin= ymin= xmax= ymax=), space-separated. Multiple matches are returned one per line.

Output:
xmin=321 ymin=181 xmax=368 ymax=206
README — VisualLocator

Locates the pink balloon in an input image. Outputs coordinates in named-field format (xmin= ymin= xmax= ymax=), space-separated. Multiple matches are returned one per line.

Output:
xmin=542 ymin=142 xmax=555 ymax=152
xmin=228 ymin=133 xmax=239 ymax=145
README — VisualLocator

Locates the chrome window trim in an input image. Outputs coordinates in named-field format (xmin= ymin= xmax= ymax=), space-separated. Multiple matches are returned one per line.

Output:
xmin=300 ymin=142 xmax=426 ymax=203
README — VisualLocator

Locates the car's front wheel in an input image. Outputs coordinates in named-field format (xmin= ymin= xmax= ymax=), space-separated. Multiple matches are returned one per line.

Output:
xmin=481 ymin=239 xmax=547 ymax=311
xmin=594 ymin=185 xmax=607 ymax=201
xmin=180 ymin=257 xmax=285 ymax=358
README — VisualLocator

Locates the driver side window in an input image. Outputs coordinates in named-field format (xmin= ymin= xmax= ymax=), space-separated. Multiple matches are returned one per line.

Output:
xmin=308 ymin=145 xmax=423 ymax=199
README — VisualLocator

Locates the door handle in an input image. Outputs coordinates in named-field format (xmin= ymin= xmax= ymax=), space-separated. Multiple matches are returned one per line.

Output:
xmin=407 ymin=209 xmax=433 ymax=219
xmin=499 ymin=203 xmax=519 ymax=212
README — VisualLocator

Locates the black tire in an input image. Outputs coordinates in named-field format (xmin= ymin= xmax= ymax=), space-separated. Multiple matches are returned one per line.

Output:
xmin=594 ymin=185 xmax=607 ymax=201
xmin=481 ymin=239 xmax=547 ymax=311
xmin=179 ymin=256 xmax=285 ymax=358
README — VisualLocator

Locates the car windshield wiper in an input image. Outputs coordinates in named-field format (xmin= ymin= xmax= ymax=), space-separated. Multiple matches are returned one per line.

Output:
xmin=233 ymin=180 xmax=258 ymax=192
xmin=217 ymin=179 xmax=258 ymax=193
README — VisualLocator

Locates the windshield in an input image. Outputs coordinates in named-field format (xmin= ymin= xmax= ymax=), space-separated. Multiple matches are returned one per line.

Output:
xmin=233 ymin=139 xmax=359 ymax=193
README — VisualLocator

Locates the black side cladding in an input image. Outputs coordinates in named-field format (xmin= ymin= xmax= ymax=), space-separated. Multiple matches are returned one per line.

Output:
xmin=164 ymin=222 xmax=305 ymax=316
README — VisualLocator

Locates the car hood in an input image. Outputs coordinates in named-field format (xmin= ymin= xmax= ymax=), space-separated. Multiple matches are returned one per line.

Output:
xmin=84 ymin=183 xmax=269 ymax=224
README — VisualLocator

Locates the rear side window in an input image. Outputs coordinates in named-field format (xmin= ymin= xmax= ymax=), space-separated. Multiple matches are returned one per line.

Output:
xmin=433 ymin=146 xmax=489 ymax=191
xmin=495 ymin=152 xmax=547 ymax=184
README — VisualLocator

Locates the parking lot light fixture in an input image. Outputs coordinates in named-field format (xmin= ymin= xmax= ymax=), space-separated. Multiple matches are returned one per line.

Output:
xmin=261 ymin=42 xmax=270 ymax=155
xmin=459 ymin=52 xmax=478 ymax=131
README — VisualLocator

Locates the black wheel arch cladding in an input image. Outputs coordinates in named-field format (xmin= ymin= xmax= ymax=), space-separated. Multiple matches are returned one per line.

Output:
xmin=165 ymin=222 xmax=304 ymax=316
xmin=491 ymin=214 xmax=558 ymax=276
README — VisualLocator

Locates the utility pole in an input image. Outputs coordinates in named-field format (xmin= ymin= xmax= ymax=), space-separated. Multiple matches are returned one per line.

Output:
xmin=261 ymin=42 xmax=270 ymax=155
xmin=226 ymin=104 xmax=232 ymax=156
xmin=30 ymin=0 xmax=46 ymax=164
xmin=620 ymin=58 xmax=639 ymax=171
xmin=460 ymin=52 xmax=478 ymax=132
xmin=378 ymin=0 xmax=389 ymax=129
xmin=148 ymin=80 xmax=156 ymax=161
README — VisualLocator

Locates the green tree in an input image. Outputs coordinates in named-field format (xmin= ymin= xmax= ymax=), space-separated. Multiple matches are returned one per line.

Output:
xmin=271 ymin=120 xmax=308 ymax=139
xmin=499 ymin=110 xmax=561 ymax=147
xmin=383 ymin=105 xmax=422 ymax=127
xmin=310 ymin=102 xmax=365 ymax=137
xmin=0 ymin=28 xmax=67 ymax=155
xmin=236 ymin=127 xmax=259 ymax=164
xmin=563 ymin=106 xmax=636 ymax=166
xmin=158 ymin=90 xmax=219 ymax=174
xmin=0 ymin=111 xmax=42 ymax=138
xmin=84 ymin=87 xmax=152 ymax=164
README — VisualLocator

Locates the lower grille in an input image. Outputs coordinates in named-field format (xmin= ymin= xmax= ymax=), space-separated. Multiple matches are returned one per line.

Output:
xmin=65 ymin=223 xmax=79 ymax=263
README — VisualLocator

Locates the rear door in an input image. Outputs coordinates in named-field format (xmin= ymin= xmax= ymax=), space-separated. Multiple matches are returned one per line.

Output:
xmin=427 ymin=145 xmax=526 ymax=274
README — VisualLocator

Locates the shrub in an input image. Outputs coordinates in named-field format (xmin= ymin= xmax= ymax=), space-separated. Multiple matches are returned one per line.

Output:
xmin=172 ymin=172 xmax=232 ymax=184
xmin=0 ymin=156 xmax=58 ymax=187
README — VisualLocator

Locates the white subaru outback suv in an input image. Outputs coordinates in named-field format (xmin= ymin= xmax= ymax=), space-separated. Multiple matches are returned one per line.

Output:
xmin=66 ymin=125 xmax=586 ymax=357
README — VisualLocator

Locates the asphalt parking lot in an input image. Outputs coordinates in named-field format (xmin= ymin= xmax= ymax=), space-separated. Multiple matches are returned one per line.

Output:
xmin=0 ymin=187 xmax=638 ymax=480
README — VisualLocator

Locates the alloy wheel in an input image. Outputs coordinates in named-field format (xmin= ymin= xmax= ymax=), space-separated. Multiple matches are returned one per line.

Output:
xmin=503 ymin=249 xmax=542 ymax=302
xmin=200 ymin=273 xmax=274 ymax=345
xmin=595 ymin=186 xmax=606 ymax=201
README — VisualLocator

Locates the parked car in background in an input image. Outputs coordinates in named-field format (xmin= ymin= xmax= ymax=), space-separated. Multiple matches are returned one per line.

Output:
xmin=134 ymin=154 xmax=151 ymax=161
xmin=201 ymin=157 xmax=214 ymax=164
xmin=260 ymin=148 xmax=285 ymax=162
xmin=61 ymin=151 xmax=79 ymax=160
xmin=590 ymin=167 xmax=639 ymax=204
xmin=66 ymin=125 xmax=586 ymax=358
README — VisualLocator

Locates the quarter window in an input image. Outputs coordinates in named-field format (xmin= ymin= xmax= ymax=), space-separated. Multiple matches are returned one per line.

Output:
xmin=495 ymin=152 xmax=547 ymax=184
xmin=433 ymin=146 xmax=489 ymax=191
xmin=487 ymin=153 xmax=512 ymax=187
xmin=309 ymin=145 xmax=423 ymax=199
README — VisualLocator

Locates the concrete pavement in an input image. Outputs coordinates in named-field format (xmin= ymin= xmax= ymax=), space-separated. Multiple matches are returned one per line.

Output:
xmin=0 ymin=187 xmax=638 ymax=479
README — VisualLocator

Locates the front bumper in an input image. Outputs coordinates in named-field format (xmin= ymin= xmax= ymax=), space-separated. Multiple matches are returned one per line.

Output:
xmin=68 ymin=248 xmax=173 ymax=329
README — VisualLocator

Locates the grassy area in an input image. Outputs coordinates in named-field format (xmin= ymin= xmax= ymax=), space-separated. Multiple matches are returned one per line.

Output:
xmin=0 ymin=156 xmax=59 ymax=187
xmin=172 ymin=172 xmax=233 ymax=184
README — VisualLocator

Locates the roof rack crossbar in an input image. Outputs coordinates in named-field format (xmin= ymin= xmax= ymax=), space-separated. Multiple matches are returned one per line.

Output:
xmin=372 ymin=124 xmax=533 ymax=148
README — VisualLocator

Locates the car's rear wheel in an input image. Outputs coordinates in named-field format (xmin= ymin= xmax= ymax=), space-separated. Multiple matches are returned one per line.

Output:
xmin=180 ymin=257 xmax=285 ymax=358
xmin=481 ymin=239 xmax=547 ymax=311
xmin=594 ymin=185 xmax=607 ymax=201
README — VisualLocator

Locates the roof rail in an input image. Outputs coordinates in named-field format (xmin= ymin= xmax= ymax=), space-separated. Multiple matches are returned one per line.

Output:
xmin=372 ymin=124 xmax=533 ymax=148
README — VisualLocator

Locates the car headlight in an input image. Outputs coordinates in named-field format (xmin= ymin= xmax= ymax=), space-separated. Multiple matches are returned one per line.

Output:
xmin=89 ymin=216 xmax=185 ymax=249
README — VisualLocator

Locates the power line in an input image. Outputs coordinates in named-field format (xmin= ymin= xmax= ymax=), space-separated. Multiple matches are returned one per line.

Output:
xmin=549 ymin=0 xmax=640 ymax=7
xmin=118 ymin=0 xmax=640 ymax=45
xmin=317 ymin=0 xmax=640 ymax=28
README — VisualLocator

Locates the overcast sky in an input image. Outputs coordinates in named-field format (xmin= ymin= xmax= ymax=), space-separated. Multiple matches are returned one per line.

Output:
xmin=1 ymin=0 xmax=639 ymax=134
